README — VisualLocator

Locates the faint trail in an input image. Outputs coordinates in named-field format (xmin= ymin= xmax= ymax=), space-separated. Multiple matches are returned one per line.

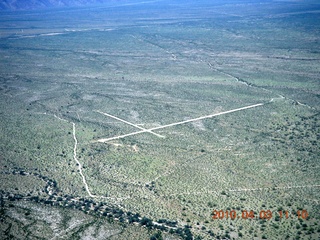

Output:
xmin=206 ymin=62 xmax=250 ymax=87
xmin=96 ymin=103 xmax=264 ymax=143
xmin=95 ymin=110 xmax=164 ymax=138
xmin=270 ymin=95 xmax=285 ymax=102
xmin=167 ymin=190 xmax=220 ymax=197
xmin=296 ymin=100 xmax=312 ymax=108
xmin=53 ymin=113 xmax=68 ymax=122
xmin=207 ymin=63 xmax=315 ymax=109
xmin=229 ymin=184 xmax=320 ymax=192
xmin=76 ymin=112 xmax=81 ymax=122
xmin=164 ymin=184 xmax=320 ymax=197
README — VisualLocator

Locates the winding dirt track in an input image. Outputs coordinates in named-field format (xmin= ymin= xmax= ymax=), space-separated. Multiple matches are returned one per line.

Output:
xmin=72 ymin=123 xmax=96 ymax=198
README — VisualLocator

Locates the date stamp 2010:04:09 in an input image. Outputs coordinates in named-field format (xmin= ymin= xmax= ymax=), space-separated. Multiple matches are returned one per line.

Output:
xmin=212 ymin=209 xmax=309 ymax=220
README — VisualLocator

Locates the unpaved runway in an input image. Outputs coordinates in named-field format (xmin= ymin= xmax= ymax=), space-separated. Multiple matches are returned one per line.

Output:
xmin=96 ymin=103 xmax=264 ymax=143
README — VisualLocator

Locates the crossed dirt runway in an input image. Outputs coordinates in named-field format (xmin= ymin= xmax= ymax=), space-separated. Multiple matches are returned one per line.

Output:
xmin=95 ymin=103 xmax=264 ymax=143
xmin=51 ymin=101 xmax=320 ymax=202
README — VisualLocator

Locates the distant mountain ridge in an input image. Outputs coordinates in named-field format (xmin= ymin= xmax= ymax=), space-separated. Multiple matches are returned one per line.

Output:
xmin=0 ymin=0 xmax=128 ymax=10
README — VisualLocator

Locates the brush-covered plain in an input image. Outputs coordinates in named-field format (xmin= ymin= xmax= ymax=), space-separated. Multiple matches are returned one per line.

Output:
xmin=1 ymin=1 xmax=319 ymax=239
